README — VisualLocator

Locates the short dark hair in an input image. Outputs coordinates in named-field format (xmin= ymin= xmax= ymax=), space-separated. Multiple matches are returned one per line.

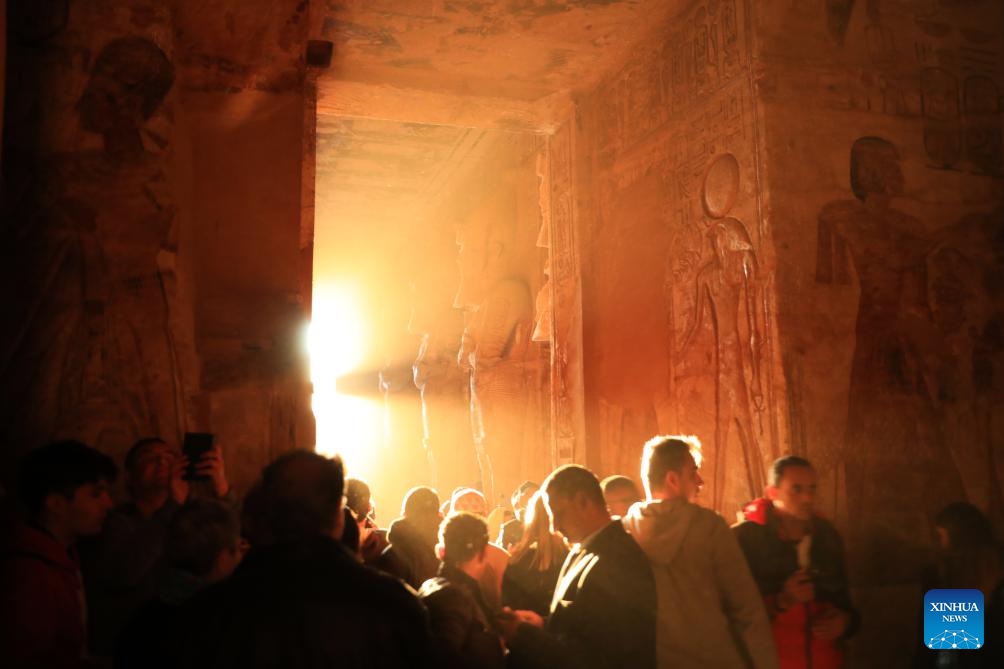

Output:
xmin=259 ymin=450 xmax=345 ymax=541
xmin=769 ymin=455 xmax=813 ymax=487
xmin=124 ymin=437 xmax=168 ymax=472
xmin=641 ymin=435 xmax=701 ymax=491
xmin=935 ymin=502 xmax=997 ymax=554
xmin=543 ymin=465 xmax=605 ymax=508
xmin=18 ymin=440 xmax=118 ymax=516
xmin=345 ymin=478 xmax=371 ymax=517
xmin=601 ymin=475 xmax=640 ymax=497
xmin=166 ymin=500 xmax=240 ymax=576
xmin=439 ymin=512 xmax=489 ymax=566
xmin=402 ymin=486 xmax=440 ymax=518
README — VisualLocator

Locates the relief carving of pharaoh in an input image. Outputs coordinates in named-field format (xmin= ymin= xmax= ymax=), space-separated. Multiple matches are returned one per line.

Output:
xmin=454 ymin=215 xmax=533 ymax=506
xmin=816 ymin=136 xmax=968 ymax=581
xmin=409 ymin=263 xmax=477 ymax=492
xmin=1 ymin=37 xmax=182 ymax=458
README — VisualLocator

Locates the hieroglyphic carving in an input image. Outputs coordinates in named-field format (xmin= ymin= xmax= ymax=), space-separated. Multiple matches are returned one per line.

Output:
xmin=668 ymin=0 xmax=744 ymax=113
xmin=596 ymin=0 xmax=745 ymax=163
xmin=532 ymin=150 xmax=553 ymax=345
xmin=547 ymin=123 xmax=583 ymax=465
xmin=675 ymin=153 xmax=769 ymax=511
xmin=792 ymin=1 xmax=1004 ymax=183
xmin=922 ymin=67 xmax=963 ymax=168
xmin=1 ymin=36 xmax=187 ymax=460
xmin=815 ymin=136 xmax=968 ymax=582
xmin=963 ymin=75 xmax=1002 ymax=175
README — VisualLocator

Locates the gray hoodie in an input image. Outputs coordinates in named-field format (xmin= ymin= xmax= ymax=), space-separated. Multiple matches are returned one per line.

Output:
xmin=622 ymin=498 xmax=778 ymax=669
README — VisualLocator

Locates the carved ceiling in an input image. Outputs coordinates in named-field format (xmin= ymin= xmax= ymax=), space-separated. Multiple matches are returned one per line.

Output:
xmin=313 ymin=0 xmax=680 ymax=125
xmin=313 ymin=0 xmax=680 ymax=230
xmin=314 ymin=117 xmax=497 ymax=228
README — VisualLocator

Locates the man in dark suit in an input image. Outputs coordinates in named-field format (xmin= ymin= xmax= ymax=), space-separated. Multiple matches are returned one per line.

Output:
xmin=499 ymin=465 xmax=656 ymax=669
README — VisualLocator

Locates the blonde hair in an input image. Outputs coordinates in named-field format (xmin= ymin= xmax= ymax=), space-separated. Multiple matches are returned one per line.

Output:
xmin=509 ymin=491 xmax=566 ymax=572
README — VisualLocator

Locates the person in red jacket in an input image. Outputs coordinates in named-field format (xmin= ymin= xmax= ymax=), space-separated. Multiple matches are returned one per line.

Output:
xmin=1 ymin=440 xmax=116 ymax=668
xmin=732 ymin=456 xmax=858 ymax=669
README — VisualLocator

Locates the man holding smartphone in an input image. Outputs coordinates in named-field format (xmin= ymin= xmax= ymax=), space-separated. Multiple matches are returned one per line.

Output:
xmin=83 ymin=436 xmax=232 ymax=657
xmin=732 ymin=456 xmax=858 ymax=669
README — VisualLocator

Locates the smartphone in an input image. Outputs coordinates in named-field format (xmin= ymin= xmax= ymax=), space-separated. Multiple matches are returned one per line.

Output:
xmin=182 ymin=432 xmax=214 ymax=481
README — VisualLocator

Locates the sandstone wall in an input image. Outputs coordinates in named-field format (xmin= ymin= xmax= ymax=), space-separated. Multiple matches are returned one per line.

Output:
xmin=1 ymin=1 xmax=314 ymax=495
xmin=755 ymin=0 xmax=1004 ymax=662
xmin=570 ymin=0 xmax=1003 ymax=663
xmin=576 ymin=0 xmax=789 ymax=516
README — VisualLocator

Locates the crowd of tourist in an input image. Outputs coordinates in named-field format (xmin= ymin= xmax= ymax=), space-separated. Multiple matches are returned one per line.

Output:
xmin=1 ymin=434 xmax=1001 ymax=668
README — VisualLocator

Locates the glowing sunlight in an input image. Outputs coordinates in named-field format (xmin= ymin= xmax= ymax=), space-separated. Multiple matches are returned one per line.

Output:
xmin=307 ymin=285 xmax=382 ymax=479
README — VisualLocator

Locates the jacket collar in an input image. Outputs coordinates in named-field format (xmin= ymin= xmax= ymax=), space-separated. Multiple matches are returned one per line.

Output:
xmin=6 ymin=521 xmax=79 ymax=572
xmin=237 ymin=534 xmax=355 ymax=575
xmin=742 ymin=498 xmax=823 ymax=542
xmin=741 ymin=497 xmax=774 ymax=526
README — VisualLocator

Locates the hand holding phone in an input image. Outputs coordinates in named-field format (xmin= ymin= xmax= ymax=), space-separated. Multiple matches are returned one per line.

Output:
xmin=182 ymin=432 xmax=214 ymax=482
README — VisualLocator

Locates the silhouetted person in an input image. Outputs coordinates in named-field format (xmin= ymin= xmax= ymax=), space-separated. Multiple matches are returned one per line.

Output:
xmin=733 ymin=456 xmax=857 ymax=669
xmin=345 ymin=477 xmax=388 ymax=562
xmin=499 ymin=465 xmax=656 ymax=669
xmin=499 ymin=481 xmax=540 ymax=549
xmin=115 ymin=499 xmax=243 ymax=669
xmin=915 ymin=502 xmax=1003 ymax=668
xmin=375 ymin=486 xmax=442 ymax=588
xmin=601 ymin=475 xmax=641 ymax=518
xmin=1 ymin=440 xmax=116 ymax=668
xmin=178 ymin=450 xmax=432 ymax=668
xmin=502 ymin=490 xmax=568 ymax=617
xmin=419 ymin=513 xmax=506 ymax=669
xmin=623 ymin=435 xmax=777 ymax=668
xmin=84 ymin=437 xmax=230 ymax=655
xmin=346 ymin=477 xmax=374 ymax=522
xmin=340 ymin=506 xmax=362 ymax=558
xmin=450 ymin=487 xmax=510 ymax=610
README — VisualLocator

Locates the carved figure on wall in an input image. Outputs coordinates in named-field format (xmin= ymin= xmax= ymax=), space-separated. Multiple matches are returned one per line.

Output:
xmin=826 ymin=0 xmax=857 ymax=45
xmin=676 ymin=153 xmax=768 ymax=513
xmin=410 ymin=297 xmax=476 ymax=493
xmin=454 ymin=214 xmax=533 ymax=507
xmin=922 ymin=68 xmax=962 ymax=169
xmin=1 ymin=37 xmax=182 ymax=459
xmin=816 ymin=136 xmax=965 ymax=581
xmin=863 ymin=0 xmax=897 ymax=65
xmin=531 ymin=220 xmax=552 ymax=344
xmin=963 ymin=76 xmax=1002 ymax=176
xmin=925 ymin=206 xmax=1004 ymax=517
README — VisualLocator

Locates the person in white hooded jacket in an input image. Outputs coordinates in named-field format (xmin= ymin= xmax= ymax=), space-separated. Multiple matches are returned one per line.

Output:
xmin=621 ymin=435 xmax=778 ymax=669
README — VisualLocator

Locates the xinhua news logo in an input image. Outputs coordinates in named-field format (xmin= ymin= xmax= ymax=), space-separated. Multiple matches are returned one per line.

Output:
xmin=924 ymin=589 xmax=984 ymax=651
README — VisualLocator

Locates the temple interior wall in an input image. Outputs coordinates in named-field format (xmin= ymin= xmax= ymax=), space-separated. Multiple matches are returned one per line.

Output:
xmin=753 ymin=1 xmax=1004 ymax=661
xmin=573 ymin=0 xmax=790 ymax=519
xmin=0 ymin=1 xmax=314 ymax=495
xmin=2 ymin=3 xmax=1003 ymax=662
